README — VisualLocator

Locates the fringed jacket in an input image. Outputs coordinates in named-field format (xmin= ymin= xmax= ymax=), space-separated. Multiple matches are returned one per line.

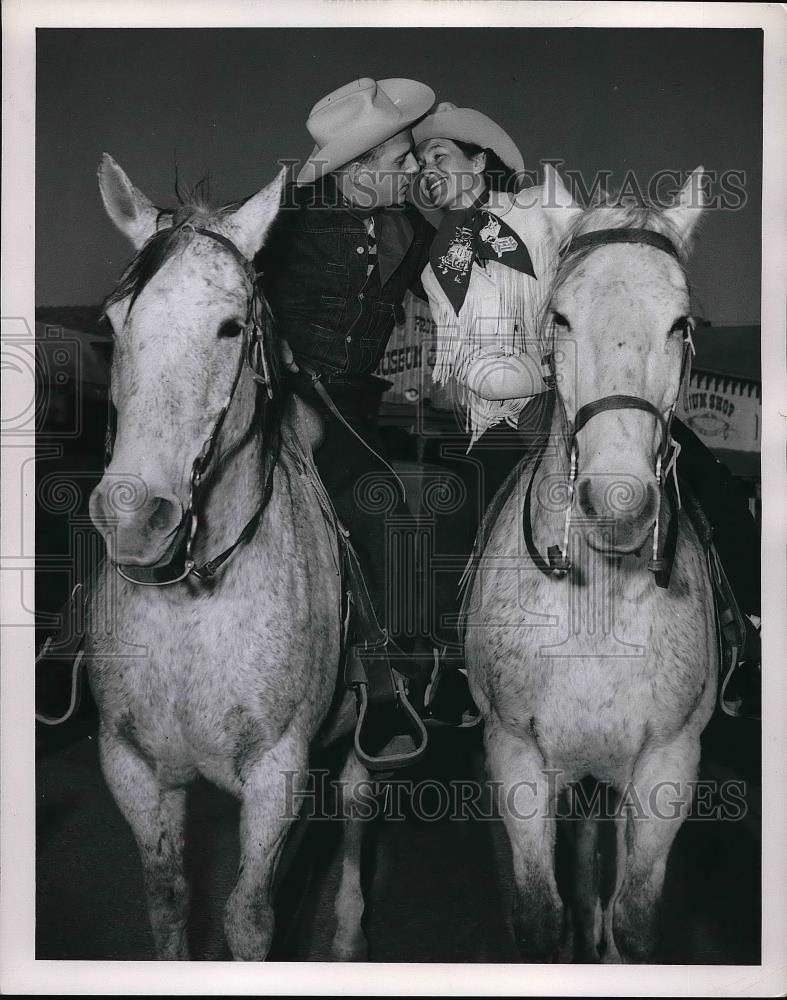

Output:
xmin=421 ymin=185 xmax=562 ymax=443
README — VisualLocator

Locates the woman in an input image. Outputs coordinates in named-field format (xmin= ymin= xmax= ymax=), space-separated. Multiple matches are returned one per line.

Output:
xmin=408 ymin=103 xmax=569 ymax=698
xmin=412 ymin=102 xmax=568 ymax=443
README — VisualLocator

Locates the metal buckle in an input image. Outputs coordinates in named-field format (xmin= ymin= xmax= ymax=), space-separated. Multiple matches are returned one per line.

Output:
xmin=553 ymin=440 xmax=577 ymax=574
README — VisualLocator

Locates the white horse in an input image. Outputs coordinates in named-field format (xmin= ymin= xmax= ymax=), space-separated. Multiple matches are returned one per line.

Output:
xmin=86 ymin=156 xmax=371 ymax=960
xmin=464 ymin=169 xmax=718 ymax=961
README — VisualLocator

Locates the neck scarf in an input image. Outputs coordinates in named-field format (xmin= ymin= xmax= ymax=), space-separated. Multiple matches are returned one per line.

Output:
xmin=430 ymin=191 xmax=536 ymax=314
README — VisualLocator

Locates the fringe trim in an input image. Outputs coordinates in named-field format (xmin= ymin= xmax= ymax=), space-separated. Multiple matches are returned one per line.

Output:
xmin=431 ymin=237 xmax=554 ymax=446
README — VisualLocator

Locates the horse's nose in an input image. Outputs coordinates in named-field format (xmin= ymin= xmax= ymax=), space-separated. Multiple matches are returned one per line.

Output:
xmin=576 ymin=476 xmax=657 ymax=523
xmin=90 ymin=478 xmax=183 ymax=561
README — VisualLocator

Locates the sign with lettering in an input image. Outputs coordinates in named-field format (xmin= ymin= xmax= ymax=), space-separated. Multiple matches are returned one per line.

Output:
xmin=376 ymin=293 xmax=456 ymax=410
xmin=676 ymin=370 xmax=761 ymax=453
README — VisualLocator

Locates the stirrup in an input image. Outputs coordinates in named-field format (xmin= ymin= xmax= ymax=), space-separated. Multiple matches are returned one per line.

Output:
xmin=423 ymin=647 xmax=482 ymax=730
xmin=720 ymin=614 xmax=761 ymax=720
xmin=347 ymin=645 xmax=428 ymax=772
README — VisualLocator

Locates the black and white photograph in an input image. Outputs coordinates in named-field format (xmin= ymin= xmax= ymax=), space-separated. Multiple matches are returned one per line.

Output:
xmin=2 ymin=1 xmax=786 ymax=994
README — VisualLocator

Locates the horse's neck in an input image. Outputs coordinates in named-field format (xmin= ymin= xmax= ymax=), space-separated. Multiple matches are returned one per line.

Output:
xmin=192 ymin=376 xmax=289 ymax=563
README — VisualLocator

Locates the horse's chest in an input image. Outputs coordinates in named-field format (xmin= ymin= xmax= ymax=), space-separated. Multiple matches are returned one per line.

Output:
xmin=467 ymin=504 xmax=715 ymax=765
xmin=87 ymin=566 xmax=339 ymax=785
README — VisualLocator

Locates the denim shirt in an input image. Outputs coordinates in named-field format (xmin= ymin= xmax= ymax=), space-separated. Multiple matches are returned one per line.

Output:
xmin=256 ymin=176 xmax=432 ymax=378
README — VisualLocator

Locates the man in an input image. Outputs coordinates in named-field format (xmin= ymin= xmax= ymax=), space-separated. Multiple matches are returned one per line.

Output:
xmin=257 ymin=78 xmax=476 ymax=739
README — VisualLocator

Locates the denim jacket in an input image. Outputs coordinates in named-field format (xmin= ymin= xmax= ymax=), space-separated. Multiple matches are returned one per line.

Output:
xmin=256 ymin=176 xmax=432 ymax=378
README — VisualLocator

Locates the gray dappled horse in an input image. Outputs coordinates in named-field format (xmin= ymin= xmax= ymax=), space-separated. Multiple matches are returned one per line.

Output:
xmin=464 ymin=169 xmax=718 ymax=962
xmin=87 ymin=156 xmax=370 ymax=961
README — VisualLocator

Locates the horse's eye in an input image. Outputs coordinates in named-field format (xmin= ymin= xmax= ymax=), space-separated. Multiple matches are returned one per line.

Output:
xmin=668 ymin=316 xmax=689 ymax=337
xmin=552 ymin=311 xmax=571 ymax=330
xmin=218 ymin=320 xmax=243 ymax=339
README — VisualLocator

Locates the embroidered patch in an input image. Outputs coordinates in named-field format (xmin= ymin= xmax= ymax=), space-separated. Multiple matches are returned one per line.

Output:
xmin=478 ymin=215 xmax=501 ymax=244
xmin=491 ymin=235 xmax=518 ymax=257
xmin=429 ymin=198 xmax=536 ymax=314
xmin=437 ymin=225 xmax=474 ymax=284
xmin=479 ymin=214 xmax=519 ymax=258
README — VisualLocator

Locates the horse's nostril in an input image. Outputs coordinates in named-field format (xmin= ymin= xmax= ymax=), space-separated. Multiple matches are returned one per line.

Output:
xmin=90 ymin=480 xmax=182 ymax=542
xmin=578 ymin=478 xmax=596 ymax=517
xmin=148 ymin=495 xmax=180 ymax=535
xmin=140 ymin=496 xmax=181 ymax=535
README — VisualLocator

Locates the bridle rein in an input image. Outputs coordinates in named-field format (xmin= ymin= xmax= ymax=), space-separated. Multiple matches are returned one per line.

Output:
xmin=107 ymin=224 xmax=279 ymax=587
xmin=524 ymin=227 xmax=696 ymax=589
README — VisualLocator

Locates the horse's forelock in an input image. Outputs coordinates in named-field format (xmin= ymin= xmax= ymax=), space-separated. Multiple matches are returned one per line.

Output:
xmin=103 ymin=223 xmax=185 ymax=317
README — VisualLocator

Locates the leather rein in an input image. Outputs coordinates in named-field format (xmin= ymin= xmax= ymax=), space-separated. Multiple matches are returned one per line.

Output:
xmin=524 ymin=227 xmax=696 ymax=588
xmin=107 ymin=225 xmax=280 ymax=587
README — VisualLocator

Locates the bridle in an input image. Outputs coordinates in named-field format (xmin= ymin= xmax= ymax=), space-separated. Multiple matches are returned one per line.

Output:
xmin=105 ymin=224 xmax=279 ymax=587
xmin=523 ymin=227 xmax=696 ymax=589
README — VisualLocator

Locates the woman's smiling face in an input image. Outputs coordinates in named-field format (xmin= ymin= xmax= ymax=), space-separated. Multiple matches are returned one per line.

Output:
xmin=416 ymin=138 xmax=485 ymax=210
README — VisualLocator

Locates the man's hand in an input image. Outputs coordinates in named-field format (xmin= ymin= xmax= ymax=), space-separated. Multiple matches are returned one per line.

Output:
xmin=278 ymin=337 xmax=299 ymax=373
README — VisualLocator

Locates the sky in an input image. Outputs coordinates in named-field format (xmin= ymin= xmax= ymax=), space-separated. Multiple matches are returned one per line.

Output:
xmin=36 ymin=27 xmax=762 ymax=324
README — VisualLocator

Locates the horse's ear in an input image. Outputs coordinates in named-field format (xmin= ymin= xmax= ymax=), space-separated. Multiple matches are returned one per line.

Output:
xmin=663 ymin=167 xmax=706 ymax=249
xmin=539 ymin=164 xmax=582 ymax=241
xmin=224 ymin=168 xmax=286 ymax=260
xmin=98 ymin=153 xmax=160 ymax=250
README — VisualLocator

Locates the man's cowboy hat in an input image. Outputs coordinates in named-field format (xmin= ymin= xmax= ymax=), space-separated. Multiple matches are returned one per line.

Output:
xmin=412 ymin=102 xmax=524 ymax=175
xmin=296 ymin=77 xmax=435 ymax=185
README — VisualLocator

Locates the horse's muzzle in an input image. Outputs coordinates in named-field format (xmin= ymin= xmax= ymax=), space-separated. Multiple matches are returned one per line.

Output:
xmin=89 ymin=476 xmax=185 ymax=566
xmin=577 ymin=476 xmax=658 ymax=554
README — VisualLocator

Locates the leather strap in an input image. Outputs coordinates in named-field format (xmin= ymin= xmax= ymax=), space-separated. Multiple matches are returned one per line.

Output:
xmin=281 ymin=425 xmax=427 ymax=772
xmin=560 ymin=227 xmax=680 ymax=263
xmin=192 ymin=226 xmax=258 ymax=285
xmin=35 ymin=581 xmax=92 ymax=726
xmin=521 ymin=443 xmax=556 ymax=576
xmin=296 ymin=362 xmax=406 ymax=504
xmin=190 ymin=441 xmax=279 ymax=580
xmin=339 ymin=536 xmax=429 ymax=771
xmin=651 ymin=479 xmax=679 ymax=588
xmin=573 ymin=394 xmax=668 ymax=452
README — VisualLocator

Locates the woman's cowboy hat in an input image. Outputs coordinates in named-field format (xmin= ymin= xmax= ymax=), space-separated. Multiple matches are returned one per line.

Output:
xmin=412 ymin=102 xmax=524 ymax=175
xmin=296 ymin=77 xmax=435 ymax=185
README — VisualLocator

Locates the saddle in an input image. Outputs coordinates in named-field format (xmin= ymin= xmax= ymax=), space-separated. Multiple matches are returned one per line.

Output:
xmin=457 ymin=442 xmax=757 ymax=720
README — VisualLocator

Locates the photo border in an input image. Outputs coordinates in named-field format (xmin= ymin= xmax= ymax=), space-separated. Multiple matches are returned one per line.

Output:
xmin=3 ymin=1 xmax=785 ymax=994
